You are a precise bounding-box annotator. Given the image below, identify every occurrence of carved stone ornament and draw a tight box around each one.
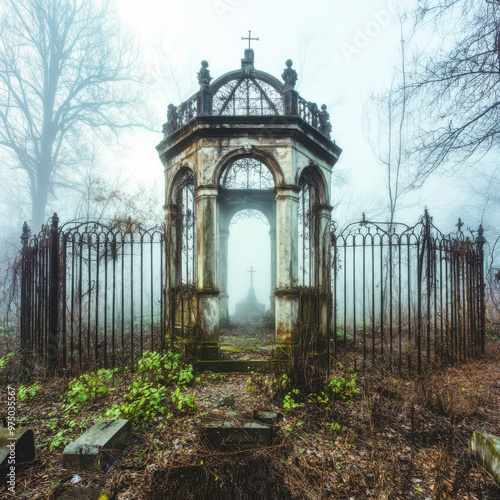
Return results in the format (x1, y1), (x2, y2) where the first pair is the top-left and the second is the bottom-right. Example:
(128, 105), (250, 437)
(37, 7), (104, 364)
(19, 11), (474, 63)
(197, 60), (212, 89)
(319, 104), (332, 139)
(164, 103), (179, 137)
(243, 144), (254, 154)
(281, 59), (298, 91)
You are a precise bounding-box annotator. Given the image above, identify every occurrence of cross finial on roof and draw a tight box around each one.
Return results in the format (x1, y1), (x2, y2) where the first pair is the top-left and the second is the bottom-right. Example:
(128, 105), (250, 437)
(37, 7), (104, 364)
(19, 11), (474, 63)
(241, 30), (259, 49)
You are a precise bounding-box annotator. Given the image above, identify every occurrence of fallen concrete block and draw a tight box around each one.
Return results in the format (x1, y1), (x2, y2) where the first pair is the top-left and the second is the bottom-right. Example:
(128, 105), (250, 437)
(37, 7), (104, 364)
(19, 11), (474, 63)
(469, 431), (500, 485)
(63, 419), (130, 471)
(202, 410), (272, 451)
(253, 410), (279, 426)
(0, 427), (35, 483)
(58, 486), (115, 499)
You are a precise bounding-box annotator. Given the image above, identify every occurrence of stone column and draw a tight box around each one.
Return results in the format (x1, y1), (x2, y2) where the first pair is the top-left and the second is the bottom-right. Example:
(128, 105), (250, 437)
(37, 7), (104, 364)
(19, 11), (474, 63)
(274, 186), (300, 348)
(195, 184), (220, 359)
(219, 227), (230, 326)
(269, 226), (276, 316)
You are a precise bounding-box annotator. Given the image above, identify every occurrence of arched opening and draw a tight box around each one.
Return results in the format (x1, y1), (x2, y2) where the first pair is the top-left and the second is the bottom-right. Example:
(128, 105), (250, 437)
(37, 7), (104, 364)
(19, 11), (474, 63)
(218, 157), (276, 359)
(298, 169), (319, 287)
(228, 209), (271, 318)
(177, 170), (196, 285)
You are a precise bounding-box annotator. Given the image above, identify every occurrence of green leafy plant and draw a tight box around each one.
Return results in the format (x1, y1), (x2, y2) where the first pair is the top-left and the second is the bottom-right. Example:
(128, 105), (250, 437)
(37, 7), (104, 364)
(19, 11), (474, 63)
(326, 375), (358, 403)
(137, 350), (197, 386)
(105, 351), (197, 425)
(18, 382), (40, 403)
(324, 421), (341, 438)
(48, 429), (71, 451)
(283, 389), (304, 412)
(62, 368), (113, 414)
(111, 381), (169, 424)
(0, 352), (14, 371)
(171, 387), (196, 411)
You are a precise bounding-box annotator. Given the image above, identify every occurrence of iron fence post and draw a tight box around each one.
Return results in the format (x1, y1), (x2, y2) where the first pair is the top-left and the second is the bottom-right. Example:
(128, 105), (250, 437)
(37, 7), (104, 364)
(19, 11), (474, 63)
(476, 224), (486, 355)
(48, 213), (59, 370)
(20, 222), (30, 353)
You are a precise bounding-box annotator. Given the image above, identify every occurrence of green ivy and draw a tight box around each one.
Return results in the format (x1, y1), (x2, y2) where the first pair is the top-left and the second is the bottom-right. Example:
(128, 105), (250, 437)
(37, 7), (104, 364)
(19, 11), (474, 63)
(137, 350), (197, 386)
(62, 368), (113, 414)
(105, 351), (197, 425)
(0, 352), (14, 371)
(18, 382), (40, 403)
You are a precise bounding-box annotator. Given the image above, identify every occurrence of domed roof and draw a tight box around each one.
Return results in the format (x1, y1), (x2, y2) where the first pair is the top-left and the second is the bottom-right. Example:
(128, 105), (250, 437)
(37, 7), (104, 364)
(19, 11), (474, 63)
(162, 48), (333, 142)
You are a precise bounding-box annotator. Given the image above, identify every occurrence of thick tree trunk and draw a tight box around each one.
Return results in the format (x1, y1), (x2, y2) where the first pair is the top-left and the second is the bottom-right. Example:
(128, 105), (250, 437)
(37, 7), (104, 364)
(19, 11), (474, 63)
(31, 166), (51, 231)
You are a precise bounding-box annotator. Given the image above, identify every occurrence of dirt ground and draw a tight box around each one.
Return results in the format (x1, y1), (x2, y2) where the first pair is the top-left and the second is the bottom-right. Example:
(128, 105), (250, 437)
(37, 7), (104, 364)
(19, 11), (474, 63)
(1, 339), (500, 499)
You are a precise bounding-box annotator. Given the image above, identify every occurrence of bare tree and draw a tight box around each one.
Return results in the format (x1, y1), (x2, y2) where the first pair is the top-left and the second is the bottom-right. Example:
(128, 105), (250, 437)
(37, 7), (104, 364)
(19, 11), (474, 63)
(365, 16), (416, 225)
(0, 0), (150, 230)
(405, 0), (500, 183)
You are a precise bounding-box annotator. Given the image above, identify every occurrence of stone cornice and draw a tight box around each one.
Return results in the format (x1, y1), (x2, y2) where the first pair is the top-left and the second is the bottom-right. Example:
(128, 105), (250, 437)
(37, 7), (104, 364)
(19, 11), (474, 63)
(157, 115), (342, 165)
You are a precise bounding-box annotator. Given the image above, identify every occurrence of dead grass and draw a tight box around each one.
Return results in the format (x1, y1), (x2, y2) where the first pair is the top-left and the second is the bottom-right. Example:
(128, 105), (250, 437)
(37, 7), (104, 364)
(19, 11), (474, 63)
(1, 342), (500, 499)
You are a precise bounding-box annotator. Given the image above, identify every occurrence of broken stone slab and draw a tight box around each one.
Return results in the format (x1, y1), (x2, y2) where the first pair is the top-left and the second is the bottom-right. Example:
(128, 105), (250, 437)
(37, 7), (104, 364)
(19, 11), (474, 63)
(201, 410), (272, 451)
(0, 427), (35, 483)
(469, 431), (500, 485)
(63, 419), (130, 471)
(253, 410), (280, 426)
(58, 486), (115, 499)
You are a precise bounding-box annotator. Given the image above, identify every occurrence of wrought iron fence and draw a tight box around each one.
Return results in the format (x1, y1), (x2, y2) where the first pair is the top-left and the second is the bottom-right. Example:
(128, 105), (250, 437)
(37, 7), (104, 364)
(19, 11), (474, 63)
(20, 215), (166, 371)
(331, 211), (486, 375)
(18, 210), (486, 376)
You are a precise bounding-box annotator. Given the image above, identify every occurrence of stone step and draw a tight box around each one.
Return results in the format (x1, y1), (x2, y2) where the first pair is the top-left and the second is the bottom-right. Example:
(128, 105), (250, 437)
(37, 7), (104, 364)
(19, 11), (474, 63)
(63, 419), (130, 471)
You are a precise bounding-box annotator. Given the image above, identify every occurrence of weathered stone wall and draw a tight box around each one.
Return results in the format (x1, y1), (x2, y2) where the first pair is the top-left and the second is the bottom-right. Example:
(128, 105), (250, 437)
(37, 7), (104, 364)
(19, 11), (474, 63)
(157, 116), (340, 358)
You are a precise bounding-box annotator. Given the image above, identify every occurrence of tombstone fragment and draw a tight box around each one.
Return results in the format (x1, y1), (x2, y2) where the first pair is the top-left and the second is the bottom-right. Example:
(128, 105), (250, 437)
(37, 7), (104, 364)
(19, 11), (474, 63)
(0, 427), (35, 483)
(469, 431), (500, 485)
(62, 419), (130, 471)
(253, 410), (279, 426)
(201, 410), (272, 451)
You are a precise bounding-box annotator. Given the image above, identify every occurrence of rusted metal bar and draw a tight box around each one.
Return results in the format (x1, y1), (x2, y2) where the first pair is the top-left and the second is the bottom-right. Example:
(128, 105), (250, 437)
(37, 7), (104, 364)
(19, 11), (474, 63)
(48, 213), (59, 370)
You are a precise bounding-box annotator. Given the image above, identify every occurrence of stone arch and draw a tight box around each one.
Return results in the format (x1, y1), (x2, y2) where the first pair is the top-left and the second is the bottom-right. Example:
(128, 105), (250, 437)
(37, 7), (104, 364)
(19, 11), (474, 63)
(297, 164), (327, 288)
(168, 165), (196, 206)
(295, 162), (329, 206)
(226, 206), (272, 227)
(212, 148), (284, 188)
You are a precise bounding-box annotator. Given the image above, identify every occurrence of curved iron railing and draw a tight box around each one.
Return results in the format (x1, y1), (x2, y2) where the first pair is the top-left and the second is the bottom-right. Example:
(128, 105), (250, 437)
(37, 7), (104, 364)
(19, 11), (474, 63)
(162, 77), (332, 140)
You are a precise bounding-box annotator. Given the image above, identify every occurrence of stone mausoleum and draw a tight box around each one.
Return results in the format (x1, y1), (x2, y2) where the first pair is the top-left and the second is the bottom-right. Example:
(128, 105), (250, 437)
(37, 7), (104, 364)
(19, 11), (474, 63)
(156, 36), (341, 360)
